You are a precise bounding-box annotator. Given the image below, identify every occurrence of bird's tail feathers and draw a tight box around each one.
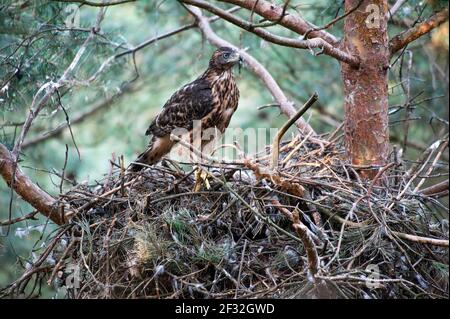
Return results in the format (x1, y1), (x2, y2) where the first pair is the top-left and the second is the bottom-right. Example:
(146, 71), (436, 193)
(129, 136), (173, 172)
(129, 147), (154, 172)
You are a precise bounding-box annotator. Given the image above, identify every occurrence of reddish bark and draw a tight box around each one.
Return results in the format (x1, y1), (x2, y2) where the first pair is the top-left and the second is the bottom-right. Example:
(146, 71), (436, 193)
(390, 8), (449, 55)
(341, 0), (390, 178)
(218, 0), (338, 44)
(0, 143), (65, 225)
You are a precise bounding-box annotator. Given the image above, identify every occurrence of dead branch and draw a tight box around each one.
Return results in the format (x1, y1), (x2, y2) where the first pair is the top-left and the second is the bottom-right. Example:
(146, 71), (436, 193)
(270, 92), (318, 170)
(321, 202), (449, 247)
(391, 231), (449, 247)
(390, 8), (449, 56)
(272, 201), (320, 276)
(413, 138), (449, 192)
(242, 159), (305, 197)
(0, 143), (65, 225)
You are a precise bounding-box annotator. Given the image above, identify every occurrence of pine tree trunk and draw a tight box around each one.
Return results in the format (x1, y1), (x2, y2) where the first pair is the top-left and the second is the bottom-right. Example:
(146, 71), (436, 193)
(341, 0), (390, 179)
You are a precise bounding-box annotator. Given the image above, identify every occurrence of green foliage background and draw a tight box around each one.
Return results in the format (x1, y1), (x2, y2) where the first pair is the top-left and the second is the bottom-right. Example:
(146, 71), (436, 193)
(0, 0), (448, 297)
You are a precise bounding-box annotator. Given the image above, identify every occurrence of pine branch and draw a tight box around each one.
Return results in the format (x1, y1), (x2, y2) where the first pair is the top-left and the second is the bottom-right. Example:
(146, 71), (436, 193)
(390, 8), (449, 56)
(0, 143), (65, 225)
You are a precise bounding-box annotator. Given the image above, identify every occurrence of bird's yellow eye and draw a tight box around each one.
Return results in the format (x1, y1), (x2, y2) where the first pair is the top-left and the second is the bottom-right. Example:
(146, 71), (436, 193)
(222, 52), (230, 59)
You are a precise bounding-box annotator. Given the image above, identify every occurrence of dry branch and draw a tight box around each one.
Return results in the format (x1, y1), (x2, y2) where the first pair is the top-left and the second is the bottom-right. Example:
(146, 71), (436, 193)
(270, 92), (318, 170)
(272, 200), (320, 277)
(391, 231), (449, 247)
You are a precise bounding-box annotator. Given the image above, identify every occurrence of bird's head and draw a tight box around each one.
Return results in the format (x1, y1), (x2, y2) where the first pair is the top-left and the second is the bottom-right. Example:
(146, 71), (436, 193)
(209, 47), (241, 71)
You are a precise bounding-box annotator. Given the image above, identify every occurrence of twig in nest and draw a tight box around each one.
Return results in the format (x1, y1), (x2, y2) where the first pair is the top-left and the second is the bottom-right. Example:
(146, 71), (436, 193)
(291, 208), (320, 278)
(282, 130), (314, 165)
(391, 231), (449, 247)
(271, 199), (321, 245)
(271, 200), (331, 298)
(321, 204), (449, 247)
(243, 159), (305, 197)
(270, 92), (318, 170)
(120, 155), (125, 196)
(419, 180), (449, 198)
(64, 179), (135, 220)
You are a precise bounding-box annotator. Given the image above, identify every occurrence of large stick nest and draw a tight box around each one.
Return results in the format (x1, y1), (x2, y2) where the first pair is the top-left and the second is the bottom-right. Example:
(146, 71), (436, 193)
(2, 135), (448, 299)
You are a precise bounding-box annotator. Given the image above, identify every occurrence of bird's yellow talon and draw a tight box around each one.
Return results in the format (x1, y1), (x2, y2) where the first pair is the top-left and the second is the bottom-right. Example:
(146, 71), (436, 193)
(193, 166), (211, 192)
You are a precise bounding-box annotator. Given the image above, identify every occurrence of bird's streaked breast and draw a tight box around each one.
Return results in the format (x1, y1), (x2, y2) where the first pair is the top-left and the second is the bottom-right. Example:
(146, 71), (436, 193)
(204, 69), (239, 133)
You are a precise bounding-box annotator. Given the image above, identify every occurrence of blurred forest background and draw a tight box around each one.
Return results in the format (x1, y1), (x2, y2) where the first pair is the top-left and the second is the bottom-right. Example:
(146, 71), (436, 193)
(0, 0), (448, 297)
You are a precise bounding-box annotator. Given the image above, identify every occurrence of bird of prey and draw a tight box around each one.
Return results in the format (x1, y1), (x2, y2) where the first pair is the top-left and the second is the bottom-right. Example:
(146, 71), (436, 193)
(130, 47), (241, 171)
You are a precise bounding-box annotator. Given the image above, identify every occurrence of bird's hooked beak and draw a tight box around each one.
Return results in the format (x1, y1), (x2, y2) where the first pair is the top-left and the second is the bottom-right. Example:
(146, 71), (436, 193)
(229, 51), (241, 64)
(229, 51), (243, 74)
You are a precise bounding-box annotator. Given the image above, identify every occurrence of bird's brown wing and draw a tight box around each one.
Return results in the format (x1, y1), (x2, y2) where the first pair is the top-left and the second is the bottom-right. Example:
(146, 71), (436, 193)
(145, 78), (213, 137)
